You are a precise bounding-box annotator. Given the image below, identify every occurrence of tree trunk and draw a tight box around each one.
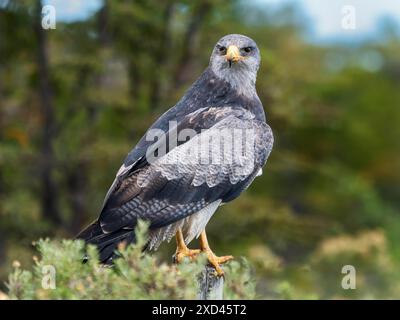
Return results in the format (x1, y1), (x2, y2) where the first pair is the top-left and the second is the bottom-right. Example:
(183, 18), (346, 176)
(97, 0), (111, 47)
(34, 0), (61, 225)
(149, 0), (175, 110)
(174, 1), (212, 89)
(66, 165), (88, 234)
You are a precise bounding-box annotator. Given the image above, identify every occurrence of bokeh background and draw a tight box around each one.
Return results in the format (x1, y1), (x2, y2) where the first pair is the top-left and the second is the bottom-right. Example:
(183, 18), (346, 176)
(1, 0), (400, 299)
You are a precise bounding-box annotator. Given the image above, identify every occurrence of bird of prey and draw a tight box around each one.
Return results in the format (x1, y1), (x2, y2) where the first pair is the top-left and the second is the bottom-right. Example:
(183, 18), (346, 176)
(77, 34), (274, 275)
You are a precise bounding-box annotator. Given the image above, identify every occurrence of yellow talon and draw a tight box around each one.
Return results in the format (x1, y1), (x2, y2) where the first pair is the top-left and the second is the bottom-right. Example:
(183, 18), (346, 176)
(200, 230), (234, 276)
(174, 228), (234, 276)
(174, 247), (201, 263)
(174, 229), (200, 263)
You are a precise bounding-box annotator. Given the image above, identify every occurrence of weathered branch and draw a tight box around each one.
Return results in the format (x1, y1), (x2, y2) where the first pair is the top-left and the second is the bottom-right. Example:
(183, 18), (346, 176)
(198, 266), (224, 300)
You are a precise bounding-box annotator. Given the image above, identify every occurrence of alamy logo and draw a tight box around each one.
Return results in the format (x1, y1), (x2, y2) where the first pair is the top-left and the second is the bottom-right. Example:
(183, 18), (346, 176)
(341, 265), (356, 290)
(144, 122), (256, 167)
(41, 5), (56, 30)
(341, 5), (356, 30)
(41, 265), (56, 289)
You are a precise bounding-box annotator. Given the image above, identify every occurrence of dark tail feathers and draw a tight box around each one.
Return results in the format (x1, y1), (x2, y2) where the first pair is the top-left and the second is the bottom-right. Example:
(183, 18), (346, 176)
(76, 220), (136, 264)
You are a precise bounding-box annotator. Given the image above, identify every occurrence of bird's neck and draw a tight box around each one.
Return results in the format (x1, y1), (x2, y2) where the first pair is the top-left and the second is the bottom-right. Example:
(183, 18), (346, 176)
(210, 64), (257, 98)
(180, 68), (265, 122)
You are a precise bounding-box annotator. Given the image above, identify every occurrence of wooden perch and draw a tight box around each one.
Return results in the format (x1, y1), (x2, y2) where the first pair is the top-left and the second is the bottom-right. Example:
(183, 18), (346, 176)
(198, 265), (224, 300)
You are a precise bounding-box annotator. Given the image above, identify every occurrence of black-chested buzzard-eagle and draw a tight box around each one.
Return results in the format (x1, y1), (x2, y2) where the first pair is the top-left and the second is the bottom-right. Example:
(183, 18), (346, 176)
(77, 34), (274, 275)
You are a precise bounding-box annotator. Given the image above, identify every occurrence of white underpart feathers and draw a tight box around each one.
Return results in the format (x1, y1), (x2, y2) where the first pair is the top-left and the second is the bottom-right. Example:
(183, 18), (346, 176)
(148, 200), (222, 250)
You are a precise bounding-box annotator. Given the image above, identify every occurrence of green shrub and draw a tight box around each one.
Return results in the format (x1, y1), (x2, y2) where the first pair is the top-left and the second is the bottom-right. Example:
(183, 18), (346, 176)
(3, 221), (255, 300)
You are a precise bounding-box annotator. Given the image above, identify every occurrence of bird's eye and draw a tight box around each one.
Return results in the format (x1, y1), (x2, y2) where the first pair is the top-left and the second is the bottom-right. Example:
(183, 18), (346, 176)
(217, 46), (227, 55)
(242, 47), (253, 53)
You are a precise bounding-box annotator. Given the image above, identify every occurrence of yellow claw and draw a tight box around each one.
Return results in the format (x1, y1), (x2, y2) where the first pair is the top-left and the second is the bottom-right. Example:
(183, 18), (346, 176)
(200, 230), (234, 277)
(174, 247), (201, 263)
(174, 228), (234, 276)
(174, 228), (200, 263)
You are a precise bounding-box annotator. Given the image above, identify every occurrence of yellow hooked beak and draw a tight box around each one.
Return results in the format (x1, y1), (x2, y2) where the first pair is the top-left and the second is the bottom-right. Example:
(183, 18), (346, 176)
(225, 45), (243, 67)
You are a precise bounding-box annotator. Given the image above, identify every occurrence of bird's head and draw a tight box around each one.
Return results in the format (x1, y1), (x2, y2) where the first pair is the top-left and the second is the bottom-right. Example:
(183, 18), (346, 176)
(209, 34), (260, 95)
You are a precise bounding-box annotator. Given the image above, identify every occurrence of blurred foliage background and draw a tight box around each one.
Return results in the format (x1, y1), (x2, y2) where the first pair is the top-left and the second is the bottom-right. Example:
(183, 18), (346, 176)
(1, 0), (400, 299)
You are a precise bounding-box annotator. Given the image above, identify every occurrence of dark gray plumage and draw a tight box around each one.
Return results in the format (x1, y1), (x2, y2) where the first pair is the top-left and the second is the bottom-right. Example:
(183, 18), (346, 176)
(77, 34), (274, 264)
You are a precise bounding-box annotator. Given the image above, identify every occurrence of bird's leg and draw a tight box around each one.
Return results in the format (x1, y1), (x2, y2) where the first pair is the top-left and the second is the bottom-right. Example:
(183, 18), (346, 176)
(200, 230), (234, 276)
(174, 228), (201, 263)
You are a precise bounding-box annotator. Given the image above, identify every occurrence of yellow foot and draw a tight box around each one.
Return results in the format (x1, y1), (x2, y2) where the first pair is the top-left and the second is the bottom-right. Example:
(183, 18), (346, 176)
(174, 247), (201, 264)
(205, 250), (234, 276)
(199, 230), (234, 276)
